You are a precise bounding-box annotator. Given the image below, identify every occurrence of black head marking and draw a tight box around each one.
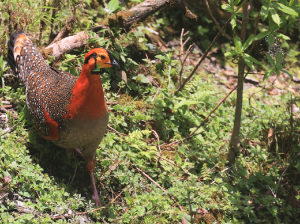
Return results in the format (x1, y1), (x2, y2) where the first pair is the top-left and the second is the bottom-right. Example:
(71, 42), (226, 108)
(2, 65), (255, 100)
(84, 52), (97, 64)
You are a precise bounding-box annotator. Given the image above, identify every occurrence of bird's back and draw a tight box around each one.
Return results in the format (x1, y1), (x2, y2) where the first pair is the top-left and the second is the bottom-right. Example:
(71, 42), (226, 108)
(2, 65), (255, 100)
(8, 30), (77, 140)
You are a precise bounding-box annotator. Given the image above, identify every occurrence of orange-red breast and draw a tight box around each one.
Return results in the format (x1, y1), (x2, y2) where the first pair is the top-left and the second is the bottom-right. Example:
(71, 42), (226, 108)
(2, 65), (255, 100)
(7, 30), (119, 206)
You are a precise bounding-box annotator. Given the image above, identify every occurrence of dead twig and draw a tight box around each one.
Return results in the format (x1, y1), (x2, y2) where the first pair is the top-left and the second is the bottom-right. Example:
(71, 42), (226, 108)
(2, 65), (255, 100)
(205, 0), (233, 41)
(151, 129), (161, 153)
(188, 84), (237, 139)
(151, 82), (163, 102)
(275, 165), (289, 198)
(178, 28), (194, 89)
(175, 17), (231, 93)
(135, 166), (183, 212)
(0, 122), (21, 137)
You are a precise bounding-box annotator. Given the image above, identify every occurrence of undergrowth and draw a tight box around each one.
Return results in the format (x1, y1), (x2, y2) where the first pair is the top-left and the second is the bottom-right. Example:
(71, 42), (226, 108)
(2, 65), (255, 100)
(0, 0), (300, 223)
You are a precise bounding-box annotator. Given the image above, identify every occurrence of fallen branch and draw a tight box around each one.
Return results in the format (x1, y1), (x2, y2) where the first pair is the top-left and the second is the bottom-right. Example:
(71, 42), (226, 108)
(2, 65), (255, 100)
(45, 0), (196, 59)
(49, 17), (76, 45)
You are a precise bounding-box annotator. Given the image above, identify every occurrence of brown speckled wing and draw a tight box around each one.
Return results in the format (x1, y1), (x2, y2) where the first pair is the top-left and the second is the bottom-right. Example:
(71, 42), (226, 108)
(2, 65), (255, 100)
(17, 39), (77, 138)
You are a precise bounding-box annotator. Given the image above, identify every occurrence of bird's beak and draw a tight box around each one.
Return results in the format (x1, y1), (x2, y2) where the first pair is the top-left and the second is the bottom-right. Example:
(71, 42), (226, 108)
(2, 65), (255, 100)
(106, 50), (119, 69)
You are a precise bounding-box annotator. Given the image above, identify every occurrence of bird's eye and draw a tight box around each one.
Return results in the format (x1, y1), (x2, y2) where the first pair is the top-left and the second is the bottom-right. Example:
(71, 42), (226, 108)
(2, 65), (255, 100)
(101, 55), (106, 60)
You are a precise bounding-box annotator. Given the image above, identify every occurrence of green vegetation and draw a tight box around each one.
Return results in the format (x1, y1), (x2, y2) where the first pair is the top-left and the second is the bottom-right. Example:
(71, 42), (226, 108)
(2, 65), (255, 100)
(1, 0), (300, 223)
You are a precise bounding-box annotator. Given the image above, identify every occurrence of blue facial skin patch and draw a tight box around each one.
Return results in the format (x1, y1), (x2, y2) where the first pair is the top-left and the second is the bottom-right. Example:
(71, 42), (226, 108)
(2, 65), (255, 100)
(92, 63), (101, 73)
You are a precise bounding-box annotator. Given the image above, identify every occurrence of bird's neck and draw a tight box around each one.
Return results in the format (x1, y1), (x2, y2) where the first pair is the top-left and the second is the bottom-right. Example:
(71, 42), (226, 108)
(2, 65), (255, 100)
(63, 64), (107, 120)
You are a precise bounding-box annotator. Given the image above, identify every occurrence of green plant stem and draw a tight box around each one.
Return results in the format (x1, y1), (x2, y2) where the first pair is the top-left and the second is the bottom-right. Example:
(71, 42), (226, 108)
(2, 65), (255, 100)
(228, 0), (249, 164)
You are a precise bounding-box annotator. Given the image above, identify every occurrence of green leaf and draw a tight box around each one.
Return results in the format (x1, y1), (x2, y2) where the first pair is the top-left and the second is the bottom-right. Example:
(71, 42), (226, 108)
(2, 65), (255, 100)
(242, 55), (255, 70)
(266, 53), (276, 67)
(269, 7), (280, 25)
(268, 34), (275, 47)
(124, 190), (132, 206)
(234, 0), (244, 12)
(264, 68), (276, 80)
(233, 0), (242, 7)
(272, 2), (298, 16)
(225, 51), (239, 57)
(136, 74), (150, 84)
(221, 4), (234, 13)
(280, 69), (293, 79)
(113, 104), (122, 111)
(242, 34), (254, 51)
(106, 0), (119, 14)
(253, 31), (270, 41)
(155, 55), (165, 60)
(120, 54), (126, 63)
(182, 213), (192, 223)
(175, 153), (182, 165)
(260, 4), (270, 21)
(276, 52), (283, 66)
(236, 13), (245, 19)
(234, 37), (243, 53)
(242, 53), (262, 65)
(230, 14), (237, 30)
(273, 32), (290, 40)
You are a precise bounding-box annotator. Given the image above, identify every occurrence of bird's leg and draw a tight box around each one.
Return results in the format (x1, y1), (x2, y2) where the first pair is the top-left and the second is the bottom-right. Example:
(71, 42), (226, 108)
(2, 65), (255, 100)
(66, 148), (83, 157)
(85, 156), (100, 206)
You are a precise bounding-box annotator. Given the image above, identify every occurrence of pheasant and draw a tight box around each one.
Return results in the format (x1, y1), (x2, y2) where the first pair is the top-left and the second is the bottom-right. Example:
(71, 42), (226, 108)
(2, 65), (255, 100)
(7, 30), (119, 206)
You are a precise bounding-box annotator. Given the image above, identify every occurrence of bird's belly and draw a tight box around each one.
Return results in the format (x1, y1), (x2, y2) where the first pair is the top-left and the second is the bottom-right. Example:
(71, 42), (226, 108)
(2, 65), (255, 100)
(53, 111), (108, 154)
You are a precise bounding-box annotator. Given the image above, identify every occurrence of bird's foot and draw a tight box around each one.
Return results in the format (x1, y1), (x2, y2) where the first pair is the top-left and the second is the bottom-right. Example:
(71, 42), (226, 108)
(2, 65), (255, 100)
(92, 191), (101, 207)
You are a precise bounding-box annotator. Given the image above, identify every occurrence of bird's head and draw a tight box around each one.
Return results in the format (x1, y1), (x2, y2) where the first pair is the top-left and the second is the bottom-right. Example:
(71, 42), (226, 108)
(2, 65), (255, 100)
(84, 48), (119, 74)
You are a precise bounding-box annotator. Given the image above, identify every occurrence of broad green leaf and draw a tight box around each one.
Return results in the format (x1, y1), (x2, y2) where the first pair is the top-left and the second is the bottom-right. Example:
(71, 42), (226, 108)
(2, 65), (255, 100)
(174, 100), (201, 110)
(269, 7), (280, 25)
(120, 54), (126, 63)
(242, 34), (254, 51)
(253, 31), (270, 41)
(136, 74), (150, 84)
(272, 2), (298, 16)
(274, 32), (290, 40)
(266, 53), (276, 67)
(236, 13), (245, 19)
(260, 4), (269, 21)
(225, 51), (238, 57)
(230, 14), (237, 29)
(175, 153), (182, 165)
(113, 104), (122, 111)
(276, 52), (283, 66)
(281, 69), (293, 79)
(234, 0), (244, 12)
(264, 68), (276, 80)
(242, 53), (262, 65)
(221, 4), (234, 13)
(106, 0), (119, 14)
(234, 37), (243, 52)
(268, 34), (275, 47)
(124, 190), (132, 205)
(182, 213), (192, 223)
(242, 55), (255, 70)
(233, 0), (242, 6)
(155, 55), (165, 60)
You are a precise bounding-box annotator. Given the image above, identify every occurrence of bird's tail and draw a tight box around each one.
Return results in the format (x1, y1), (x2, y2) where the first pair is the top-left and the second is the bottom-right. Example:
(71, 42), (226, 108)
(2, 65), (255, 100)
(7, 30), (29, 75)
